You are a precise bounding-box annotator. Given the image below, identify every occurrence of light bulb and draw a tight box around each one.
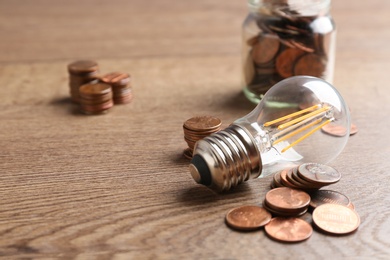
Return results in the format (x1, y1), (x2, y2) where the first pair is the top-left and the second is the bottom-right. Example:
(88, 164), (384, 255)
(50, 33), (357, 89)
(189, 76), (350, 192)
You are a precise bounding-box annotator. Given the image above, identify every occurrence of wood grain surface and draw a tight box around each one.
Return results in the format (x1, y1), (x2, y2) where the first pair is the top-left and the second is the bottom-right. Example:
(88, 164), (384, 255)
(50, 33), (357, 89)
(1, 0), (390, 259)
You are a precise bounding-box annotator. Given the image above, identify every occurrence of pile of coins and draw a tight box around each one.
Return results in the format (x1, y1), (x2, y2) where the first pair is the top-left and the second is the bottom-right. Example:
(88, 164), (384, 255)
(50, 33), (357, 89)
(225, 163), (360, 243)
(79, 83), (113, 115)
(100, 72), (133, 104)
(243, 6), (334, 96)
(182, 116), (222, 159)
(67, 60), (99, 103)
(270, 163), (341, 192)
(67, 60), (134, 115)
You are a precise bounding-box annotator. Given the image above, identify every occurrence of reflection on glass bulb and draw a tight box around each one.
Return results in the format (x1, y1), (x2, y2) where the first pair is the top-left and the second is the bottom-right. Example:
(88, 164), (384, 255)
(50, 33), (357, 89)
(189, 76), (350, 192)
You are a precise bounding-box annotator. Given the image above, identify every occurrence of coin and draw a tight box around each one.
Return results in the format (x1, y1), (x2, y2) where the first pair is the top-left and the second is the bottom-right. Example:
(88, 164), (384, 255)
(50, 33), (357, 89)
(291, 167), (325, 189)
(251, 35), (280, 65)
(68, 60), (99, 74)
(350, 123), (358, 135)
(310, 190), (351, 209)
(265, 217), (312, 242)
(265, 187), (310, 212)
(225, 205), (272, 231)
(312, 203), (360, 235)
(298, 163), (341, 185)
(100, 72), (131, 86)
(263, 200), (308, 217)
(183, 116), (222, 132)
(294, 53), (326, 78)
(321, 124), (348, 137)
(275, 48), (305, 78)
(79, 83), (112, 96)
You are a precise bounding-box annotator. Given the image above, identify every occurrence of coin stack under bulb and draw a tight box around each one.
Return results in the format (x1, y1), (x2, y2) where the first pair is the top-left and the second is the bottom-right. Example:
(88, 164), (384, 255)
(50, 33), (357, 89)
(67, 60), (99, 103)
(182, 116), (222, 159)
(100, 72), (133, 104)
(78, 83), (113, 115)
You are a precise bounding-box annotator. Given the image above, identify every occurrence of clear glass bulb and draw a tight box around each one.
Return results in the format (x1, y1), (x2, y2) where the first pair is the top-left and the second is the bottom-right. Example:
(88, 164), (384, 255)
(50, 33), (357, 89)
(189, 76), (350, 192)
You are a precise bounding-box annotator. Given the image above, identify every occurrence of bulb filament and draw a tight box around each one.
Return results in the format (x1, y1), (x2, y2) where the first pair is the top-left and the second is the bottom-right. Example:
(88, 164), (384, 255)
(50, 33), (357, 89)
(263, 104), (334, 153)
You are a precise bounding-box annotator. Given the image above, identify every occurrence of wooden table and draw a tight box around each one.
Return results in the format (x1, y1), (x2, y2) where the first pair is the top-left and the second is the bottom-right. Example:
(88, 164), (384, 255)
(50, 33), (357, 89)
(1, 0), (389, 258)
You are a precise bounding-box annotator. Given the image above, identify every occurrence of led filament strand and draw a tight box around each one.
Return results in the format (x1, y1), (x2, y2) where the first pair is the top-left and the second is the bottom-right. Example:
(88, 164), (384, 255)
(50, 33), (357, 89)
(264, 104), (333, 153)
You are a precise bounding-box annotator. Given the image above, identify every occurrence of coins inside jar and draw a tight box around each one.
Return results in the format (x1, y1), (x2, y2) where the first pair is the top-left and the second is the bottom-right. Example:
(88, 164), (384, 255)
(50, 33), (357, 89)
(242, 6), (335, 101)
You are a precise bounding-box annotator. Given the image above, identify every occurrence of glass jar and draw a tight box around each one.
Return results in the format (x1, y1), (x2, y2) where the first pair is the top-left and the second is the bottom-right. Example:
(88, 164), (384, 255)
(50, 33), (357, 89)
(242, 0), (336, 103)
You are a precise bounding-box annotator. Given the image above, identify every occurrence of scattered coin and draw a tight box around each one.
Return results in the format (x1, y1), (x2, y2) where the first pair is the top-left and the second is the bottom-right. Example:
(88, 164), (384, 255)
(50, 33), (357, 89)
(225, 205), (272, 231)
(312, 203), (360, 235)
(265, 217), (313, 242)
(310, 190), (351, 209)
(349, 123), (358, 135)
(321, 123), (358, 137)
(298, 163), (341, 185)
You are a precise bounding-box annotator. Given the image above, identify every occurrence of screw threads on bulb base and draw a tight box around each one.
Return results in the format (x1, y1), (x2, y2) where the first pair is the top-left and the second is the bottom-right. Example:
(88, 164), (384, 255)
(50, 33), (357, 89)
(189, 124), (262, 192)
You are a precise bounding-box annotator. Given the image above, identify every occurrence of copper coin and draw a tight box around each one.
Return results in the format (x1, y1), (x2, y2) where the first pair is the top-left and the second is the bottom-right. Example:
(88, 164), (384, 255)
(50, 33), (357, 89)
(265, 187), (310, 212)
(272, 171), (283, 188)
(321, 123), (348, 137)
(183, 148), (193, 159)
(265, 217), (312, 242)
(251, 35), (280, 65)
(310, 190), (351, 209)
(183, 116), (222, 132)
(279, 169), (302, 190)
(225, 205), (272, 231)
(291, 167), (324, 189)
(263, 200), (308, 217)
(275, 48), (305, 78)
(350, 123), (358, 135)
(101, 72), (131, 86)
(312, 204), (360, 235)
(298, 163), (341, 185)
(244, 55), (256, 85)
(68, 60), (98, 74)
(79, 83), (112, 97)
(294, 53), (325, 77)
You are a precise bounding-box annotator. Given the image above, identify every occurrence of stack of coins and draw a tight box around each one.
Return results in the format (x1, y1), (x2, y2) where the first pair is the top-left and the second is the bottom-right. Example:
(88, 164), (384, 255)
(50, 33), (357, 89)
(270, 163), (341, 192)
(67, 60), (99, 103)
(182, 116), (222, 159)
(79, 83), (113, 115)
(100, 72), (133, 104)
(263, 187), (310, 217)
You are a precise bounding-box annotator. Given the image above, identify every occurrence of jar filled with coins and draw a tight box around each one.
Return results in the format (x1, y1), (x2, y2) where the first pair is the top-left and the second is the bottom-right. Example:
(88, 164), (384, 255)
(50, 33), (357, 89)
(242, 0), (336, 103)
